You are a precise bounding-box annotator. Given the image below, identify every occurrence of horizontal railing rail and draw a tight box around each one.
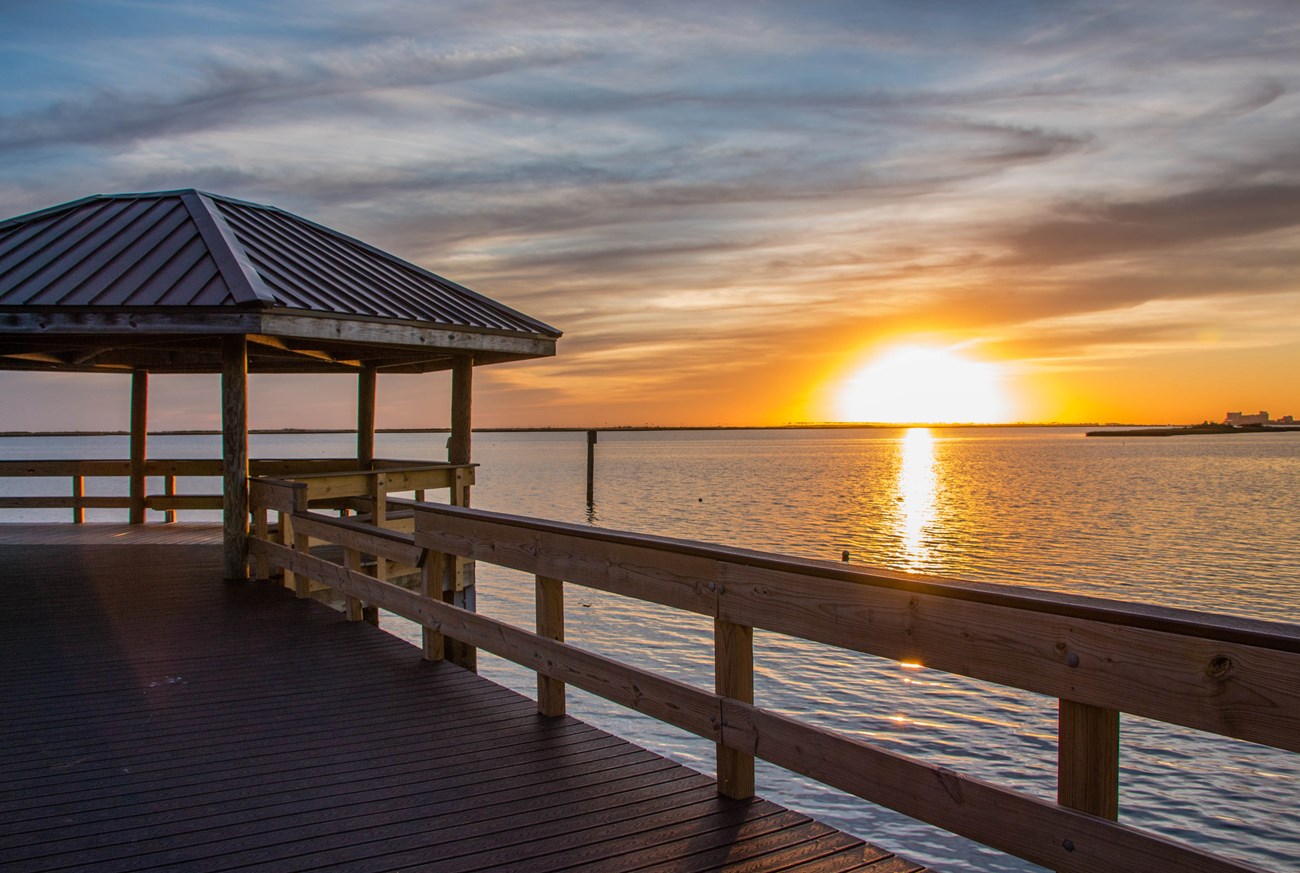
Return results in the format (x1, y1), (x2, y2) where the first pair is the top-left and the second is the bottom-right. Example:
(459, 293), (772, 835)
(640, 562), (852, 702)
(0, 458), (472, 524)
(246, 491), (1296, 873)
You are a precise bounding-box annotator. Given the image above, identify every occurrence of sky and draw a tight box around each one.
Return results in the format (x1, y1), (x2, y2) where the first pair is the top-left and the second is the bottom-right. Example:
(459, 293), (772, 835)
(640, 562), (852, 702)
(1, 0), (1298, 429)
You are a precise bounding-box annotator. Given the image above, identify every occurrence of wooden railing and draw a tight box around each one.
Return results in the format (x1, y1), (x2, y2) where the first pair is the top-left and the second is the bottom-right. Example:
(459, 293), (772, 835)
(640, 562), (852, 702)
(246, 486), (1299, 873)
(248, 466), (473, 608)
(0, 458), (468, 523)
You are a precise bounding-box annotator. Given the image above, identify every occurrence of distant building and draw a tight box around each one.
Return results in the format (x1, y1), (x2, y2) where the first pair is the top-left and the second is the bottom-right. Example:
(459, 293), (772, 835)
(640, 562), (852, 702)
(1223, 411), (1295, 425)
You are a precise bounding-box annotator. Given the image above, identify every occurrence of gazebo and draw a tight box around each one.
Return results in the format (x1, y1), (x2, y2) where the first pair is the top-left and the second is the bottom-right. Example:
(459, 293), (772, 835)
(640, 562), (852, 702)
(0, 189), (561, 578)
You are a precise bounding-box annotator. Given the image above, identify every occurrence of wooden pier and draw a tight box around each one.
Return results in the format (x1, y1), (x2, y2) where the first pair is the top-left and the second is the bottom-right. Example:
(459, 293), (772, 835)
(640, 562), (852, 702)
(5, 459), (1300, 872)
(0, 529), (922, 873)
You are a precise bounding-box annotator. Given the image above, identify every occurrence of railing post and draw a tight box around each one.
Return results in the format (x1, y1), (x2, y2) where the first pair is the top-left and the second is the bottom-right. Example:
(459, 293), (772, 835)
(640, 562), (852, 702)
(252, 504), (269, 579)
(715, 617), (755, 799)
(421, 552), (446, 661)
(1058, 698), (1120, 825)
(369, 471), (388, 581)
(442, 466), (477, 670)
(71, 475), (84, 524)
(290, 486), (310, 598)
(343, 547), (365, 622)
(536, 575), (565, 716)
(128, 369), (148, 525)
(163, 474), (176, 524)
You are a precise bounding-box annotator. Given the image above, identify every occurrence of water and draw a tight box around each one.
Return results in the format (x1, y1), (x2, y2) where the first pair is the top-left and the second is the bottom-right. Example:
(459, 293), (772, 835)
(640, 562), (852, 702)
(4, 426), (1298, 871)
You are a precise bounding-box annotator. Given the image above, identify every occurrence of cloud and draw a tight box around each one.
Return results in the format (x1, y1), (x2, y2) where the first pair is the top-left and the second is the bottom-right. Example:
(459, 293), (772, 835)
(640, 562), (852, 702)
(0, 37), (591, 152)
(2, 0), (1299, 425)
(1003, 183), (1300, 266)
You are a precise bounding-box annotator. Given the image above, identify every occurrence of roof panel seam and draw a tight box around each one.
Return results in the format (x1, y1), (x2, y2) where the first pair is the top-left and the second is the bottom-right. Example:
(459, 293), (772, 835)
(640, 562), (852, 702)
(220, 205), (402, 318)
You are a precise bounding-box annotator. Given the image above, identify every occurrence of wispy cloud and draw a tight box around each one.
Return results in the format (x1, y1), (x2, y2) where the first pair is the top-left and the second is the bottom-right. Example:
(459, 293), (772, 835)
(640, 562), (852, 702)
(1, 0), (1298, 426)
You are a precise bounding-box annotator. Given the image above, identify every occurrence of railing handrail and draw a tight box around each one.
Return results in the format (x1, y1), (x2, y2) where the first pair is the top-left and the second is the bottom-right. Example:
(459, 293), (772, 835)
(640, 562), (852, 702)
(279, 461), (475, 480)
(0, 458), (472, 523)
(0, 458), (471, 476)
(245, 499), (1288, 873)
(396, 499), (1300, 654)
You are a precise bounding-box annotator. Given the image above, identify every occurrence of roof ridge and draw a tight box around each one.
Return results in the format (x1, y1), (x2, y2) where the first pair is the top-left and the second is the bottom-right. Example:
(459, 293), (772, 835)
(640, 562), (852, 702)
(207, 196), (562, 337)
(181, 191), (277, 307)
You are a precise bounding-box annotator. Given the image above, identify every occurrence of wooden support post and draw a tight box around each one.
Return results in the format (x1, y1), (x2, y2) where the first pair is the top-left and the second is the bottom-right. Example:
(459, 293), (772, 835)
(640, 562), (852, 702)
(357, 366), (376, 469)
(421, 553), (446, 661)
(369, 471), (388, 583)
(586, 429), (597, 506)
(449, 355), (472, 466)
(276, 509), (290, 589)
(129, 369), (148, 525)
(536, 575), (566, 716)
(1058, 699), (1120, 823)
(71, 475), (84, 524)
(343, 547), (364, 621)
(441, 542), (477, 672)
(290, 487), (310, 598)
(715, 618), (755, 799)
(221, 337), (249, 582)
(252, 507), (269, 579)
(163, 475), (176, 523)
(444, 406), (477, 669)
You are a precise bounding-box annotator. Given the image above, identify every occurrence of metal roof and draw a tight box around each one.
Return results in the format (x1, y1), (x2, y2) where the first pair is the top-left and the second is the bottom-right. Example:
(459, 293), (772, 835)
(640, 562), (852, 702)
(0, 189), (559, 336)
(0, 190), (560, 374)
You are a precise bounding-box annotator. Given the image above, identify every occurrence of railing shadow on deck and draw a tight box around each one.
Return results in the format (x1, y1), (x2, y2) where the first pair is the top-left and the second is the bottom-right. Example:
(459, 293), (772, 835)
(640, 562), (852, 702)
(247, 476), (1299, 873)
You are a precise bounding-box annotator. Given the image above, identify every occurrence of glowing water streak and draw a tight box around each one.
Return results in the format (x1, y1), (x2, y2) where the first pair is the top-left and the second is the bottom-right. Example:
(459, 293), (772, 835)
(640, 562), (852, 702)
(897, 427), (937, 569)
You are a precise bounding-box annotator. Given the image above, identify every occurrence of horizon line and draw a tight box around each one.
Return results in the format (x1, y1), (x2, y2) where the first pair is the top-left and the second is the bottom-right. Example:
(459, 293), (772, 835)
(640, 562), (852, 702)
(0, 421), (1216, 438)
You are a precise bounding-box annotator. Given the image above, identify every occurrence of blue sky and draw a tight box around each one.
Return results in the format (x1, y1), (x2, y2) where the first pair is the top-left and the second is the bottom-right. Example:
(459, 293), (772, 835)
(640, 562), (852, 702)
(2, 0), (1298, 428)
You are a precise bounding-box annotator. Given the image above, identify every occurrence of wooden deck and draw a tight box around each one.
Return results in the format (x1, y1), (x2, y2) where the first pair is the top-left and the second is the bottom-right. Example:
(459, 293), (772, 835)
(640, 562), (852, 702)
(0, 533), (925, 872)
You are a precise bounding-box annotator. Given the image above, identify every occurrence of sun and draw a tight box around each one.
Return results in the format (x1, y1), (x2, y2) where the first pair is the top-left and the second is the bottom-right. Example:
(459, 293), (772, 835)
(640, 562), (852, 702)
(837, 345), (1011, 424)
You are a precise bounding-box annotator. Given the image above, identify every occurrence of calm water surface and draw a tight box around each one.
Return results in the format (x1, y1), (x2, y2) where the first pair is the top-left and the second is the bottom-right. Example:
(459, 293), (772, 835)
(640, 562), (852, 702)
(5, 427), (1298, 871)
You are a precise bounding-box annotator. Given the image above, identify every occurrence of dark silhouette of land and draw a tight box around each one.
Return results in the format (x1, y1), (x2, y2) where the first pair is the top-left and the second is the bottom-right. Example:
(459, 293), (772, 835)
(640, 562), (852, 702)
(1087, 423), (1300, 437)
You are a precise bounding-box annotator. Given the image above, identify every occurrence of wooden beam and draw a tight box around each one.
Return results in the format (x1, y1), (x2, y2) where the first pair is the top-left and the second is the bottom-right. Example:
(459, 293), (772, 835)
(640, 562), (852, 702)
(411, 502), (1300, 753)
(715, 618), (755, 799)
(261, 313), (557, 360)
(449, 355), (473, 465)
(1, 351), (67, 364)
(128, 370), (148, 525)
(358, 366), (376, 468)
(221, 335), (249, 581)
(246, 333), (362, 367)
(719, 699), (1257, 873)
(1058, 699), (1120, 821)
(536, 575), (566, 716)
(71, 475), (84, 524)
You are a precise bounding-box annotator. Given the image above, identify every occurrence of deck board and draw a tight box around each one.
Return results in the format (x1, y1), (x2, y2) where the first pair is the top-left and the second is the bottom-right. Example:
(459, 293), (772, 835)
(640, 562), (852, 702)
(0, 536), (926, 872)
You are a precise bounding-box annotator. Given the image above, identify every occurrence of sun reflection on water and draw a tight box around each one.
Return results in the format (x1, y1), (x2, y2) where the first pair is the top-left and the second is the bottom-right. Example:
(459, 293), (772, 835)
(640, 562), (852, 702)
(897, 427), (937, 569)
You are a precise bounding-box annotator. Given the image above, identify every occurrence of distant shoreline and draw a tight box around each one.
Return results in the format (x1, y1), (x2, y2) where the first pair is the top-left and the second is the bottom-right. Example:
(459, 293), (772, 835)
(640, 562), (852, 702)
(1087, 424), (1300, 437)
(1, 422), (1169, 438)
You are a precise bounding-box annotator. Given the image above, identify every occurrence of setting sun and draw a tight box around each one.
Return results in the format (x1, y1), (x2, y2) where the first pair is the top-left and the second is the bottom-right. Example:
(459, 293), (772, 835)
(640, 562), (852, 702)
(837, 345), (1011, 424)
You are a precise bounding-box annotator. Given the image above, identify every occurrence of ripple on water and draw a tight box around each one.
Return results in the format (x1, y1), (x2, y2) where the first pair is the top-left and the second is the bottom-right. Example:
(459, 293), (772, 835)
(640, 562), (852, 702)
(171, 427), (1300, 873)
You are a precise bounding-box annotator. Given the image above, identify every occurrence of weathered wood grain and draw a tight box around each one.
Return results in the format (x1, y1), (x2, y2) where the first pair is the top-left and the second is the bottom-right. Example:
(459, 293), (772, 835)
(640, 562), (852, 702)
(715, 617), (754, 799)
(409, 503), (1300, 754)
(414, 509), (719, 617)
(254, 539), (721, 742)
(220, 334), (248, 580)
(719, 699), (1266, 873)
(1058, 699), (1119, 821)
(286, 511), (422, 566)
(537, 575), (566, 717)
(3, 540), (882, 872)
(718, 562), (1300, 753)
(128, 369), (147, 525)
